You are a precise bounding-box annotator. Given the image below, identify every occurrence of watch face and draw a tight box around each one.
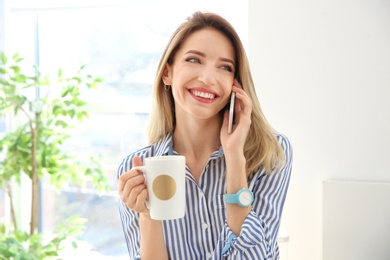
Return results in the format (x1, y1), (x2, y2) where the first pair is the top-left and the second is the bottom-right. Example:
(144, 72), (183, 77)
(239, 190), (253, 205)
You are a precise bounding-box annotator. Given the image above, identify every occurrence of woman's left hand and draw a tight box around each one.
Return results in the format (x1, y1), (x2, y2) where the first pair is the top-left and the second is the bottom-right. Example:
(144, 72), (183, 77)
(220, 79), (252, 157)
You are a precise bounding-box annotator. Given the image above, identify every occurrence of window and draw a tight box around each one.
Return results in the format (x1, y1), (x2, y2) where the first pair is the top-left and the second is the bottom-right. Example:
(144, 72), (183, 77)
(0, 114), (10, 224)
(3, 0), (247, 258)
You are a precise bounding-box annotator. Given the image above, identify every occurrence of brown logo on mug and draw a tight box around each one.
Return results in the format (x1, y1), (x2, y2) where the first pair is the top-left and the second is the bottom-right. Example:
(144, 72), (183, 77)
(152, 175), (177, 200)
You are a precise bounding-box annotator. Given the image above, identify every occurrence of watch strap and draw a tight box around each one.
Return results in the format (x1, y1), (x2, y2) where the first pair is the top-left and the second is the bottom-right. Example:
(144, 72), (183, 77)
(225, 188), (254, 207)
(225, 193), (239, 204)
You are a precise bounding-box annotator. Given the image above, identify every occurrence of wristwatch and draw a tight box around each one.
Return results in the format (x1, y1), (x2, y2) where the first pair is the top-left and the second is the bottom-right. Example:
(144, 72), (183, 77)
(225, 188), (254, 207)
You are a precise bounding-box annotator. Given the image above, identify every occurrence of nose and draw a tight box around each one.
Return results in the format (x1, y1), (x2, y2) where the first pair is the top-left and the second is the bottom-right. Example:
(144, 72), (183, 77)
(198, 66), (217, 86)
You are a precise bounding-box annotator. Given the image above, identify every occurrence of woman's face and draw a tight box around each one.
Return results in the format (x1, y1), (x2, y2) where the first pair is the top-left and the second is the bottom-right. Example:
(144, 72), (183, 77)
(164, 28), (235, 121)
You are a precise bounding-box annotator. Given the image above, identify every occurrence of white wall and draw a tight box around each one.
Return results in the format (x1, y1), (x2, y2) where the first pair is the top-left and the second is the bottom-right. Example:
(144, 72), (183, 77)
(323, 180), (390, 260)
(248, 1), (390, 259)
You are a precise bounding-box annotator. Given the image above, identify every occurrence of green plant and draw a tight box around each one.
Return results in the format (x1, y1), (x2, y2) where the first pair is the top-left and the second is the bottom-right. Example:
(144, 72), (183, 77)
(0, 52), (109, 258)
(0, 216), (87, 260)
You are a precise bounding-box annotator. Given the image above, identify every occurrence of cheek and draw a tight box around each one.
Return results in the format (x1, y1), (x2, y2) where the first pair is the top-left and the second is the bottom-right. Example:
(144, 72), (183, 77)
(222, 93), (231, 105)
(170, 69), (190, 89)
(221, 80), (234, 107)
(223, 80), (234, 98)
(219, 90), (233, 112)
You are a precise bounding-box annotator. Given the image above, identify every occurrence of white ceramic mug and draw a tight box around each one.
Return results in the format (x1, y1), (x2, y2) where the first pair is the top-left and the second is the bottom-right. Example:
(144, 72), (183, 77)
(132, 155), (186, 220)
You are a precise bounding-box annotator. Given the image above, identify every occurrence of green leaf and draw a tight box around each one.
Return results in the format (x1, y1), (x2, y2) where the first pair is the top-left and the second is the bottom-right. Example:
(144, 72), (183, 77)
(71, 241), (78, 249)
(69, 109), (75, 118)
(76, 111), (88, 121)
(45, 251), (59, 257)
(75, 100), (87, 107)
(88, 82), (97, 89)
(11, 52), (20, 60)
(72, 77), (81, 84)
(55, 120), (68, 128)
(61, 88), (70, 97)
(64, 100), (73, 106)
(14, 74), (27, 83)
(0, 52), (7, 64)
(15, 57), (24, 63)
(52, 105), (62, 116)
(14, 230), (29, 242)
(0, 224), (5, 233)
(10, 66), (21, 74)
(95, 77), (104, 83)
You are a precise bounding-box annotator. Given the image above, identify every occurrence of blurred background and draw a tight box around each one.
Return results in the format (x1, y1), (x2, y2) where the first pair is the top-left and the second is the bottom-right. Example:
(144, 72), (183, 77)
(0, 0), (248, 259)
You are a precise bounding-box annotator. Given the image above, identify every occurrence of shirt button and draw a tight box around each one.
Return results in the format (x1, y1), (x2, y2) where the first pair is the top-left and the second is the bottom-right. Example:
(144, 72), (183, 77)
(202, 223), (209, 230)
(206, 252), (212, 259)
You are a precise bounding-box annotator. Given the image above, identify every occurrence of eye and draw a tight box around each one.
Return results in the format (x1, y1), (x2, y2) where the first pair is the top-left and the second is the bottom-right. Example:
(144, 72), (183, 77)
(220, 65), (233, 72)
(185, 57), (200, 63)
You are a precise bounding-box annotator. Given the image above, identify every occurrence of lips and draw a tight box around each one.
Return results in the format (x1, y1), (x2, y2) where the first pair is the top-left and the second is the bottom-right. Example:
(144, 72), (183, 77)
(190, 89), (216, 99)
(188, 88), (219, 103)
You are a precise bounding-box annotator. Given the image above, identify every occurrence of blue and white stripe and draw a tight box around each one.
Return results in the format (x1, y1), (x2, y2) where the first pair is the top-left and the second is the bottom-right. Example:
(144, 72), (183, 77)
(117, 133), (293, 260)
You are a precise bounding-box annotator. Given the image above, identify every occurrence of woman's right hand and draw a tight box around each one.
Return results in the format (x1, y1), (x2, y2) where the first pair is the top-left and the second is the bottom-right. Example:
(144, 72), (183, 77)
(118, 156), (150, 214)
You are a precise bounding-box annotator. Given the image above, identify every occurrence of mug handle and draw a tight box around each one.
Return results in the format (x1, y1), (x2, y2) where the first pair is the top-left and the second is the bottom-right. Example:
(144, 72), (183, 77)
(131, 166), (150, 209)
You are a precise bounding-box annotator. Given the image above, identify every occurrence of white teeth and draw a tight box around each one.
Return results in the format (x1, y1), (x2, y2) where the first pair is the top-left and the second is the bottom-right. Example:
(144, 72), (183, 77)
(191, 90), (216, 99)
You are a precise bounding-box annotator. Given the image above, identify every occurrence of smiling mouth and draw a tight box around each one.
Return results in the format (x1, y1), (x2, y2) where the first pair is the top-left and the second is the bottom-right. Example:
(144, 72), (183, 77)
(190, 90), (216, 99)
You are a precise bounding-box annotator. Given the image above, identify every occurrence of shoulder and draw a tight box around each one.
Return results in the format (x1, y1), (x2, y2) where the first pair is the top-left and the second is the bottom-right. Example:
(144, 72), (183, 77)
(117, 133), (172, 178)
(274, 132), (293, 161)
(116, 145), (154, 179)
(116, 134), (173, 179)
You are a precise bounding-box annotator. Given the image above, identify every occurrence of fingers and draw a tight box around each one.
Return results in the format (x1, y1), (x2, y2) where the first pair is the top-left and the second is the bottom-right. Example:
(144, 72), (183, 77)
(233, 78), (241, 88)
(235, 91), (252, 119)
(221, 108), (229, 130)
(118, 156), (149, 213)
(232, 84), (252, 119)
(133, 155), (143, 167)
(232, 79), (251, 107)
(127, 182), (148, 212)
(226, 81), (252, 135)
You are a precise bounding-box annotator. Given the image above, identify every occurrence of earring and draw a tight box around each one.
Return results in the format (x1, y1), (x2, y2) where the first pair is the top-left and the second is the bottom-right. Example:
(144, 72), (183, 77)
(164, 85), (171, 91)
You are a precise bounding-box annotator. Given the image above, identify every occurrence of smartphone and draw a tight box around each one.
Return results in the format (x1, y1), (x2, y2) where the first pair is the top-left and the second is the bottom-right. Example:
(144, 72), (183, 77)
(228, 92), (236, 134)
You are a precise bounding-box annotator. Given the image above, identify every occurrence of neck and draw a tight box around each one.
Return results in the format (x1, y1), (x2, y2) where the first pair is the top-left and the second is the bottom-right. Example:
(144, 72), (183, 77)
(173, 117), (221, 159)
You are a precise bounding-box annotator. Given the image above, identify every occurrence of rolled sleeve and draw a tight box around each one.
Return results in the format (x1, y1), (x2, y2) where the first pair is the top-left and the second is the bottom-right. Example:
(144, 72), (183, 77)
(220, 211), (271, 259)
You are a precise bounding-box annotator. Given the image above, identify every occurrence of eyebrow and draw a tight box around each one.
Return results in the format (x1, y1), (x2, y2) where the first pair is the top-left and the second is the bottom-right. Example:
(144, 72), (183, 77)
(185, 50), (235, 66)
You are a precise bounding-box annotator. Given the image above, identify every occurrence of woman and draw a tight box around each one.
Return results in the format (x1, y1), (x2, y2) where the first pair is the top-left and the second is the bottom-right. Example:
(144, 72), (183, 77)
(117, 11), (292, 260)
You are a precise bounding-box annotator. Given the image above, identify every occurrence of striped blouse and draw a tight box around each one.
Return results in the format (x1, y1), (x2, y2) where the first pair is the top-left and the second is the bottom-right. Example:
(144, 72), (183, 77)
(117, 132), (293, 260)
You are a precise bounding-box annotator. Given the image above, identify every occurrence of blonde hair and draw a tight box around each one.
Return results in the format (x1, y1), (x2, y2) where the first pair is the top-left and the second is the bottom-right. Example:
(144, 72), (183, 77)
(148, 11), (285, 175)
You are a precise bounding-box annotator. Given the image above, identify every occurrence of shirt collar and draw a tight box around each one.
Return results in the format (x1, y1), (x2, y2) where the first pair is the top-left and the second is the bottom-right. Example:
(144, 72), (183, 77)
(217, 146), (224, 158)
(153, 132), (174, 156)
(154, 131), (224, 158)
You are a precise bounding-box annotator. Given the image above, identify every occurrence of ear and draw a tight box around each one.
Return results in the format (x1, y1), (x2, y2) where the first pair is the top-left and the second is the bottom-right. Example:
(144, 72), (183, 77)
(162, 65), (172, 85)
